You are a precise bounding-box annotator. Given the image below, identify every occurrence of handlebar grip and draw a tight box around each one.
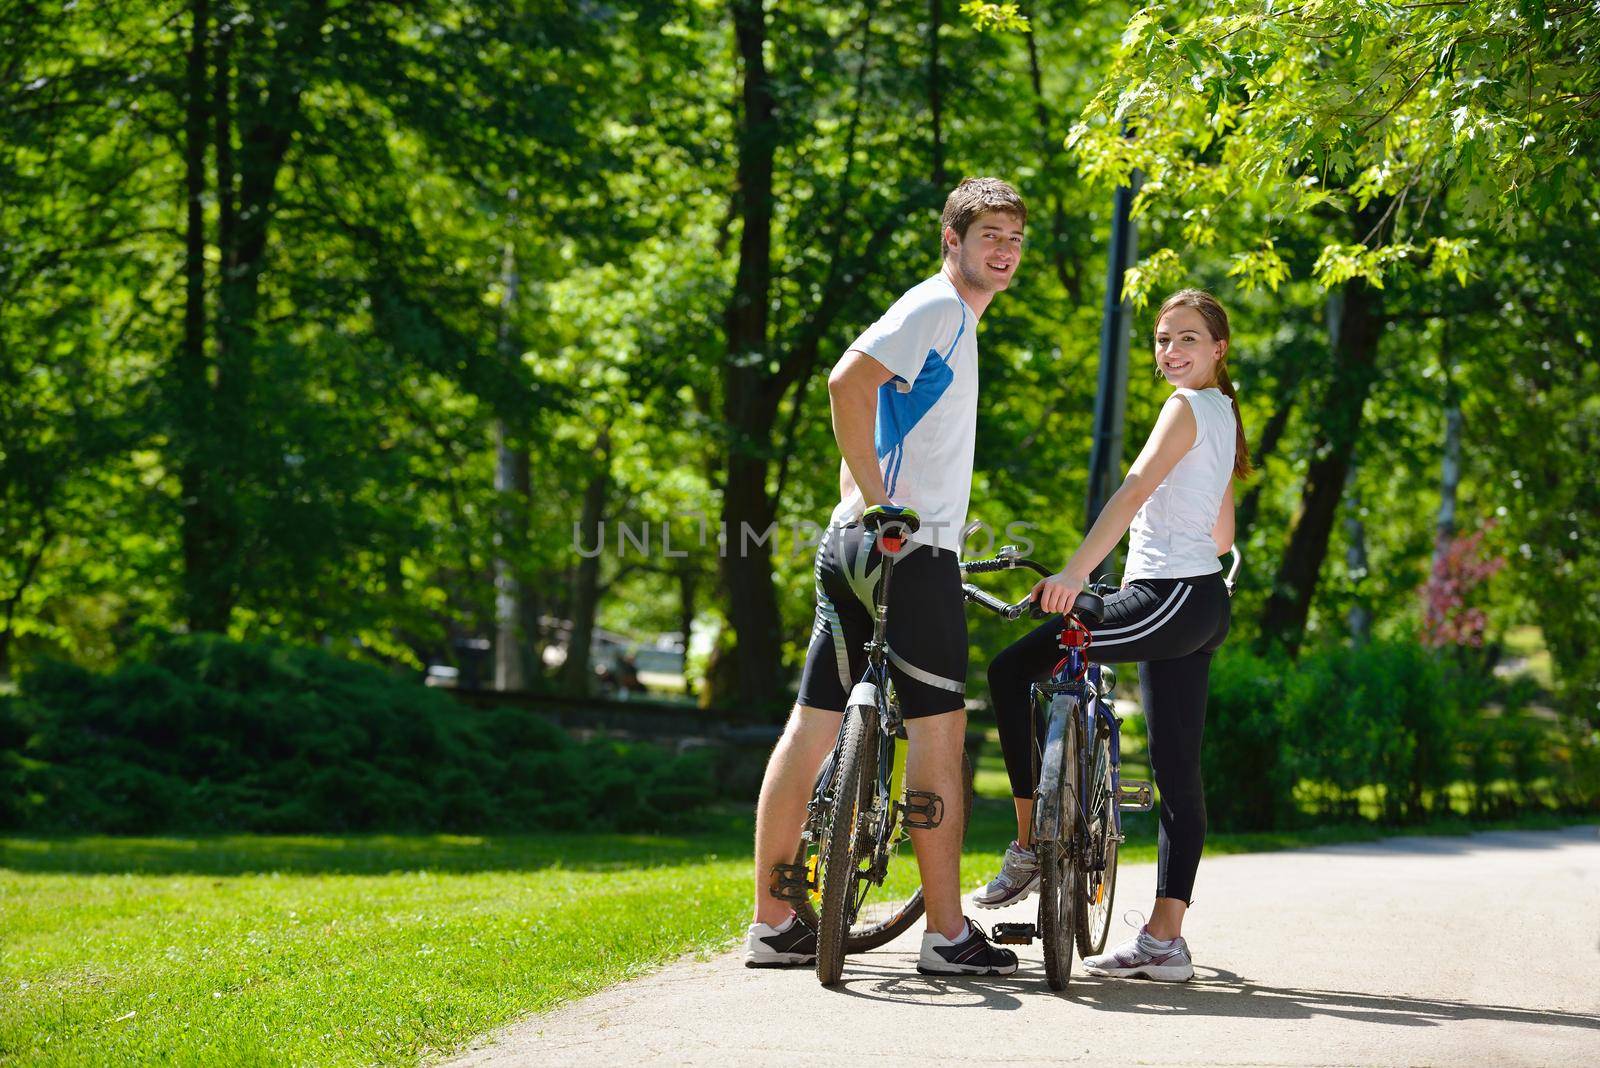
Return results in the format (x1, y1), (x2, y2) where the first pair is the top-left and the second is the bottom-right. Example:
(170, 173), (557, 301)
(962, 584), (1013, 618)
(960, 558), (1012, 574)
(1021, 599), (1048, 620)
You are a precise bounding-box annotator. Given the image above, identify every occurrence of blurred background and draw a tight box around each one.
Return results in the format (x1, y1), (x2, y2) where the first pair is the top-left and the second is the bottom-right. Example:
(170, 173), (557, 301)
(3, 0), (1598, 835)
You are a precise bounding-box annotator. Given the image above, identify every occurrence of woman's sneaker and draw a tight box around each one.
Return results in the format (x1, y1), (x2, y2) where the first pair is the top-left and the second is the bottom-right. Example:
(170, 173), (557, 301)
(1082, 925), (1194, 982)
(917, 918), (1019, 976)
(972, 840), (1039, 909)
(743, 913), (817, 967)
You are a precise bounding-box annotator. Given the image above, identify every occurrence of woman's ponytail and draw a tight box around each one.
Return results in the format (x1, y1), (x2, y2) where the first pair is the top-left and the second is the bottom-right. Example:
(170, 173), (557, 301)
(1214, 361), (1252, 480)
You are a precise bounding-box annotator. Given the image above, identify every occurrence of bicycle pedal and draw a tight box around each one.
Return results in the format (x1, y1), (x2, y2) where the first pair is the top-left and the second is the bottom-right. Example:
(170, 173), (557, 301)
(898, 790), (944, 830)
(768, 862), (811, 904)
(991, 922), (1035, 945)
(1118, 779), (1154, 812)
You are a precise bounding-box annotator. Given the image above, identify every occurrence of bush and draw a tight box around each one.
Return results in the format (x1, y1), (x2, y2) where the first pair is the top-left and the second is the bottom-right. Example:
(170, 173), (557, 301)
(0, 635), (716, 834)
(1201, 648), (1297, 831)
(1201, 636), (1583, 831)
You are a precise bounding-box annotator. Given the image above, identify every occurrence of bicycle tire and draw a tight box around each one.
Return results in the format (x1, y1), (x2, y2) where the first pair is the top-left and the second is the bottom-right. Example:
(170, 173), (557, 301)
(1039, 710), (1081, 992)
(796, 751), (975, 952)
(815, 703), (873, 985)
(1076, 719), (1118, 957)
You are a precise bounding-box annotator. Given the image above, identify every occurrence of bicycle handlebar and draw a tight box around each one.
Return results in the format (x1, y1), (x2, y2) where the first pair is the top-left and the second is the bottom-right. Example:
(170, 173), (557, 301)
(960, 582), (1047, 622)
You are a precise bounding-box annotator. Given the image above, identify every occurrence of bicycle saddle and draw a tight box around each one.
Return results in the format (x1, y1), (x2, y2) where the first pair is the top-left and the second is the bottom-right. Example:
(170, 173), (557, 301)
(861, 504), (920, 535)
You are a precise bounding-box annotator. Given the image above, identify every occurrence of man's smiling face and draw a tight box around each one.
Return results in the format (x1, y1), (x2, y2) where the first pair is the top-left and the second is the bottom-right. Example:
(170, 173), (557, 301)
(947, 210), (1024, 294)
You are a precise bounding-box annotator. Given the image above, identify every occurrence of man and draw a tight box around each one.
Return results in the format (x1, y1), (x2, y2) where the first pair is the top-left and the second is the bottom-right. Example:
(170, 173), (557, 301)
(745, 177), (1027, 975)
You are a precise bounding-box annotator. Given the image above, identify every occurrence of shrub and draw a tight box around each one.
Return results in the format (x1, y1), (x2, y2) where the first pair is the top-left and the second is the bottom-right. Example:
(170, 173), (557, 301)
(1201, 648), (1298, 831)
(1200, 635), (1582, 831)
(1, 635), (715, 834)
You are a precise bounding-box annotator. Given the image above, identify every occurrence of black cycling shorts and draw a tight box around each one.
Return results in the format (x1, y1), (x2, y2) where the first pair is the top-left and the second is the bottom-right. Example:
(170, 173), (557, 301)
(795, 521), (968, 718)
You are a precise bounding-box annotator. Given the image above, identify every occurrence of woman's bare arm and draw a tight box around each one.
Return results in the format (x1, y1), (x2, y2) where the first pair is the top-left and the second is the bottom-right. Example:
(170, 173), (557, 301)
(1031, 394), (1198, 614)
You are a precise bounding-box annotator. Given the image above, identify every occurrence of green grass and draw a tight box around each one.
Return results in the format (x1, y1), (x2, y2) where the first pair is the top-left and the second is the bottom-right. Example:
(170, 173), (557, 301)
(5, 800), (1594, 1067)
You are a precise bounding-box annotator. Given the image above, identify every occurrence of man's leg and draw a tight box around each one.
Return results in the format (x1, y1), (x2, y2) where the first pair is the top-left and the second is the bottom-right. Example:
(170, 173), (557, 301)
(903, 707), (967, 938)
(752, 703), (843, 926)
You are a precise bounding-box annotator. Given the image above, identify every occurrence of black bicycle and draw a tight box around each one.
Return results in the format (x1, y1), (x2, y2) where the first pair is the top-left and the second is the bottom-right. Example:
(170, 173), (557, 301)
(960, 547), (1152, 991)
(774, 506), (973, 986)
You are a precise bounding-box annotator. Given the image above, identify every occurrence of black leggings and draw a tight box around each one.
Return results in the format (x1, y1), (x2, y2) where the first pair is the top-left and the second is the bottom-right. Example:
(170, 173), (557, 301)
(987, 573), (1230, 904)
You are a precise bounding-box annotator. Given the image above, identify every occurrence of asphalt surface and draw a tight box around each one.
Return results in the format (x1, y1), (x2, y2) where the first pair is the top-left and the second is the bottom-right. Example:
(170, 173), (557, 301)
(448, 824), (1600, 1067)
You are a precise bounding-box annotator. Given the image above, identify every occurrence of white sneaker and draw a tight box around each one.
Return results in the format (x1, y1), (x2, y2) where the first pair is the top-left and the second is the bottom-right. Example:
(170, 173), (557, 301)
(742, 914), (817, 967)
(1083, 925), (1194, 982)
(972, 840), (1039, 909)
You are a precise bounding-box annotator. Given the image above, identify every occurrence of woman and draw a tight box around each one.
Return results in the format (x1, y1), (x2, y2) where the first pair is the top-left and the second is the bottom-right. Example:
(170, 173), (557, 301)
(972, 288), (1251, 982)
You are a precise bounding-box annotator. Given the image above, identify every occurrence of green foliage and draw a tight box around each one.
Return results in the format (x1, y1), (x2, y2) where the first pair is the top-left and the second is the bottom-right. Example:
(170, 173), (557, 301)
(961, 2), (1031, 33)
(1202, 637), (1586, 831)
(1, 636), (715, 834)
(1201, 647), (1297, 830)
(1071, 0), (1600, 288)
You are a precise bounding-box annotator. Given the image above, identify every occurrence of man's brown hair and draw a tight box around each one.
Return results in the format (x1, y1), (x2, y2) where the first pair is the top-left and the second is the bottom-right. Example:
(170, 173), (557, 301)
(940, 177), (1026, 258)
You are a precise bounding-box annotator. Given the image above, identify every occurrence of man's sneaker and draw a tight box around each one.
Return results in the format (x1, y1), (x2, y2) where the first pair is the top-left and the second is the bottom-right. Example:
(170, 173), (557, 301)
(743, 913), (817, 967)
(917, 918), (1019, 976)
(1082, 925), (1194, 982)
(972, 840), (1040, 909)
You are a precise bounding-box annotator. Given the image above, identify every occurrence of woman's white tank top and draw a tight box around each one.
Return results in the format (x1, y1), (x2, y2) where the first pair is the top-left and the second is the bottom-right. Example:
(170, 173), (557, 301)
(1123, 387), (1236, 581)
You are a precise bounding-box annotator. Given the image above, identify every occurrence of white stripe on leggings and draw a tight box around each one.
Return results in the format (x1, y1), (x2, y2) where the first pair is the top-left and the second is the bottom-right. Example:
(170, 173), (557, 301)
(1093, 584), (1183, 637)
(1091, 583), (1193, 648)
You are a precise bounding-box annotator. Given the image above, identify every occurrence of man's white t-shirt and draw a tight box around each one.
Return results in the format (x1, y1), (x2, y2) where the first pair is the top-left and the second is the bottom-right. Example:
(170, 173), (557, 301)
(829, 273), (978, 553)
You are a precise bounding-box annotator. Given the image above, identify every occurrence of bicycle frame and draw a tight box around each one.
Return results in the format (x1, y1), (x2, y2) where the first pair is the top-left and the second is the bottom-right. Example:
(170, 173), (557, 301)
(804, 524), (911, 916)
(1031, 644), (1123, 866)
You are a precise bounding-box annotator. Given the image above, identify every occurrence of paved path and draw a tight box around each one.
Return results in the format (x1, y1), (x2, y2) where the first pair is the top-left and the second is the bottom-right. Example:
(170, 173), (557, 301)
(450, 825), (1600, 1066)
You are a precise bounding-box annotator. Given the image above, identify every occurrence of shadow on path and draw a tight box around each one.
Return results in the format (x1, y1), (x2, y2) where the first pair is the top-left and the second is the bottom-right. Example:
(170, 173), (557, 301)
(828, 962), (1600, 1032)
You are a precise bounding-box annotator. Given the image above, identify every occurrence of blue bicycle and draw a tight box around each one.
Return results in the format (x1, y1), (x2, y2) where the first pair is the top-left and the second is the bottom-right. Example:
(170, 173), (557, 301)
(960, 547), (1153, 991)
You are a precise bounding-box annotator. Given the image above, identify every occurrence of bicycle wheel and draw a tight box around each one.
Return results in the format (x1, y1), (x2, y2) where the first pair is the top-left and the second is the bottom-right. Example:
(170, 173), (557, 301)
(1076, 718), (1118, 957)
(815, 703), (873, 985)
(1038, 711), (1081, 992)
(796, 749), (975, 952)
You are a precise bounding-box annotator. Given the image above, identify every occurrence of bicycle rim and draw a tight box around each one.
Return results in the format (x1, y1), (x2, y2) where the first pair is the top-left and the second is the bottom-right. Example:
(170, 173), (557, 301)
(815, 704), (870, 985)
(1077, 723), (1117, 957)
(1040, 713), (1080, 992)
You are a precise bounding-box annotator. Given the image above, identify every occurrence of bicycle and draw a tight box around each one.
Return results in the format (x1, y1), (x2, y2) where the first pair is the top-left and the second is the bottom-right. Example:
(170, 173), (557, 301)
(772, 505), (973, 986)
(961, 545), (1242, 990)
(959, 546), (1147, 991)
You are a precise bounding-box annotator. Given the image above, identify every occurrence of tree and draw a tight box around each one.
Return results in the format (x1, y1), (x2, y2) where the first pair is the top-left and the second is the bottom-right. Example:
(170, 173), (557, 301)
(1068, 0), (1600, 650)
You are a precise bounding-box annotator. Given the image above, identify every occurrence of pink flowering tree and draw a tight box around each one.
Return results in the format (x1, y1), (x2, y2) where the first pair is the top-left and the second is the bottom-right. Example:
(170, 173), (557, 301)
(1421, 522), (1507, 649)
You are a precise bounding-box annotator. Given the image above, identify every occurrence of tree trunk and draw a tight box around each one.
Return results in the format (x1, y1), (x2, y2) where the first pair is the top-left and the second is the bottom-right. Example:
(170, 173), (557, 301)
(1023, 2), (1083, 303)
(173, 0), (327, 633)
(1258, 274), (1384, 654)
(1343, 465), (1371, 643)
(928, 0), (945, 188)
(561, 432), (611, 695)
(678, 562), (697, 699)
(1431, 333), (1462, 573)
(494, 422), (533, 689)
(0, 526), (51, 680)
(1234, 387), (1296, 542)
(717, 0), (786, 711)
(492, 211), (536, 690)
(176, 0), (230, 632)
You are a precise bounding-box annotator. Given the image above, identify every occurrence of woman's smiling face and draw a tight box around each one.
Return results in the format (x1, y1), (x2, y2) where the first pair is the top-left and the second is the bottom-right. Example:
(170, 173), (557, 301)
(1153, 305), (1227, 389)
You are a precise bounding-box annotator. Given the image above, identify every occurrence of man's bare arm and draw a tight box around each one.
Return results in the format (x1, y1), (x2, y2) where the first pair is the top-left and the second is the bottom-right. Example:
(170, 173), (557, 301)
(827, 350), (895, 507)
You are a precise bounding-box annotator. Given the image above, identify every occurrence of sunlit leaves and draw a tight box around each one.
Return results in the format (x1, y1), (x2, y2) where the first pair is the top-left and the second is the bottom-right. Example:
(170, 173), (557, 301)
(960, 2), (1030, 34)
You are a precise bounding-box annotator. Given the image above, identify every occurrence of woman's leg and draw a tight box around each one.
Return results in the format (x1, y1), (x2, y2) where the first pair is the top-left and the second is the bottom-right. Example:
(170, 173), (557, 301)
(1139, 648), (1214, 939)
(987, 616), (1066, 846)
